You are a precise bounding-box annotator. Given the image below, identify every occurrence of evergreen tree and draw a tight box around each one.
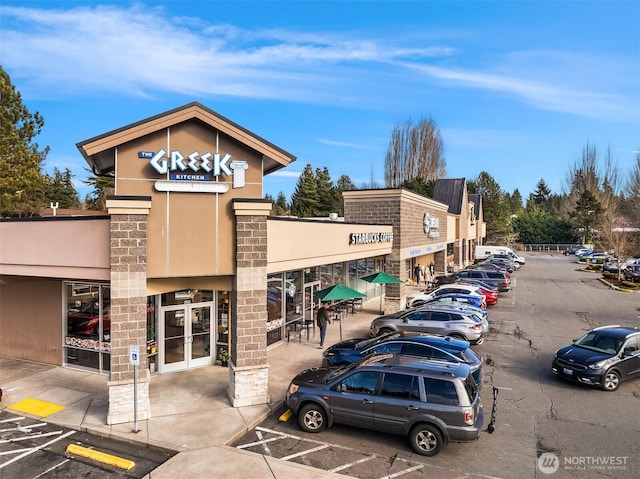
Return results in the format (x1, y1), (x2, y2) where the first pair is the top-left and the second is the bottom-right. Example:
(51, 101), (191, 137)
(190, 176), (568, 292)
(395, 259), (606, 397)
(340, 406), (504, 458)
(570, 190), (602, 244)
(334, 174), (356, 215)
(315, 166), (335, 217)
(528, 178), (551, 211)
(0, 66), (49, 217)
(45, 167), (80, 208)
(290, 164), (318, 217)
(474, 171), (511, 243)
(273, 191), (290, 216)
(82, 168), (115, 210)
(400, 177), (436, 197)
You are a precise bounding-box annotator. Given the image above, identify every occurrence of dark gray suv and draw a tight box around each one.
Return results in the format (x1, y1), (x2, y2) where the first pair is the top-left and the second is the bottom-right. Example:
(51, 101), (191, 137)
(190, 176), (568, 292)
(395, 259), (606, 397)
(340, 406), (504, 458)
(285, 354), (485, 456)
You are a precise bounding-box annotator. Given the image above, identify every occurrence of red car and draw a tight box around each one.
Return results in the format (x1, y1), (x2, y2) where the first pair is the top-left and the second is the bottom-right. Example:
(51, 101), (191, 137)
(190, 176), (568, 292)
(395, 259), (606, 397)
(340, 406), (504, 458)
(68, 303), (110, 336)
(456, 280), (499, 305)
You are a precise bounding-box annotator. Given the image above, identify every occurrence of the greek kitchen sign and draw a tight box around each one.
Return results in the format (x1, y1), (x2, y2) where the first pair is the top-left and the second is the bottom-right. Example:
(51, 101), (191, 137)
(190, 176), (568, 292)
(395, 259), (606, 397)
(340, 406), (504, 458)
(139, 149), (248, 193)
(423, 213), (440, 238)
(349, 232), (394, 245)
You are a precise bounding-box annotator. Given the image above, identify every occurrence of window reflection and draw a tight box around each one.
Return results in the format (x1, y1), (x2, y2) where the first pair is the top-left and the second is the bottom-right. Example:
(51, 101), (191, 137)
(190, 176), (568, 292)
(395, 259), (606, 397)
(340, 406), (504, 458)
(64, 283), (110, 373)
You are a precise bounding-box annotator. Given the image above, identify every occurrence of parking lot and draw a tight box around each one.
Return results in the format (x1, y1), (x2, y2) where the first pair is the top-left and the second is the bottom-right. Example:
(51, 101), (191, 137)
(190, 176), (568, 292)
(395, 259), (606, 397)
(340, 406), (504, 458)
(234, 253), (640, 478)
(0, 410), (176, 478)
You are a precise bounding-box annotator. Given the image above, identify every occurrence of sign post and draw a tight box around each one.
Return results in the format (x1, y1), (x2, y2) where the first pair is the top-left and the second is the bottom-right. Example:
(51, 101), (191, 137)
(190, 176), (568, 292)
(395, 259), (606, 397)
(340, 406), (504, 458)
(129, 345), (140, 432)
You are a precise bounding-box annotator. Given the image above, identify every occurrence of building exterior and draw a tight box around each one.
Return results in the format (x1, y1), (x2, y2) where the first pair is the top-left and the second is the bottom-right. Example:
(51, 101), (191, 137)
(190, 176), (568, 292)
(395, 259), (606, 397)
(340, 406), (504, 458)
(0, 102), (484, 425)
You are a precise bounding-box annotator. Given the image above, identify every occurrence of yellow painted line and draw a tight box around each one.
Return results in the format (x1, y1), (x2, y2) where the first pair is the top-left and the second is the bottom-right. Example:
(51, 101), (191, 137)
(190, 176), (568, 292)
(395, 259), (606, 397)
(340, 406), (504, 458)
(7, 398), (65, 417)
(66, 444), (136, 470)
(279, 409), (293, 422)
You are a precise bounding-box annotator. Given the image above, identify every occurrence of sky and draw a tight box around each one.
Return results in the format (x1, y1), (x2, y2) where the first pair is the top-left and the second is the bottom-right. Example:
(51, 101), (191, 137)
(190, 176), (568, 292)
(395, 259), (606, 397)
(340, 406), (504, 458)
(1, 1), (639, 202)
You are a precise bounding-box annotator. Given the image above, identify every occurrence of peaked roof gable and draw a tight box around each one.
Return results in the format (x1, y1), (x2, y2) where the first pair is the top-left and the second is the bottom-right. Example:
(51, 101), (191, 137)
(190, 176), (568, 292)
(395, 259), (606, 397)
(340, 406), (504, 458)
(433, 178), (467, 214)
(76, 101), (296, 176)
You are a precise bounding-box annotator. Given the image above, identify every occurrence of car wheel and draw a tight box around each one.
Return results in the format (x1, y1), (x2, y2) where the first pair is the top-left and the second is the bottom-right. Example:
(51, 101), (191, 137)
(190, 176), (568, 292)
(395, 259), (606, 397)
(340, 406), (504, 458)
(298, 403), (327, 433)
(602, 369), (621, 391)
(410, 423), (443, 456)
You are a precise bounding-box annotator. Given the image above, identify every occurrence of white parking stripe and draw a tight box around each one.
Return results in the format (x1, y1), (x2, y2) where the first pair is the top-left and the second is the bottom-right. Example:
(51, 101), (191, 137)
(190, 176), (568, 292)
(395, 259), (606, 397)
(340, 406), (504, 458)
(255, 429), (271, 456)
(329, 454), (377, 473)
(0, 430), (66, 444)
(0, 417), (25, 423)
(378, 463), (424, 479)
(0, 430), (76, 469)
(280, 444), (329, 461)
(34, 459), (70, 478)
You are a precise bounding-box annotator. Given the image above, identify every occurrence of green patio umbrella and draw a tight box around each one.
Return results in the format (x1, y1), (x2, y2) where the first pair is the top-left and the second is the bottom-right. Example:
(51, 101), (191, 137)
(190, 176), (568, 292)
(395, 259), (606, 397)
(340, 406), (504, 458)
(361, 271), (403, 313)
(314, 283), (366, 341)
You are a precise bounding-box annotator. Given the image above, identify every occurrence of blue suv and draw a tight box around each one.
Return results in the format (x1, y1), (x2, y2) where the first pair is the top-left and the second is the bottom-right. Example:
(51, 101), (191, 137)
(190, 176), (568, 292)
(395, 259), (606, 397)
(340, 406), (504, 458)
(322, 331), (483, 386)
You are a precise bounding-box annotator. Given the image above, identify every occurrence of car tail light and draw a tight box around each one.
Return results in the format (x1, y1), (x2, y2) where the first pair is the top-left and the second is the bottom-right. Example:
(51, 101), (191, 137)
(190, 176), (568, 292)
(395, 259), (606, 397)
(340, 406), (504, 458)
(288, 384), (299, 395)
(471, 323), (482, 330)
(464, 407), (474, 425)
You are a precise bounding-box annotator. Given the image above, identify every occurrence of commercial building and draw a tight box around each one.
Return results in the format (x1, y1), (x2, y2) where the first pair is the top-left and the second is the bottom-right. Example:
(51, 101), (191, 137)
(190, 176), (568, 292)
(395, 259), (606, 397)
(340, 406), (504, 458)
(0, 102), (484, 424)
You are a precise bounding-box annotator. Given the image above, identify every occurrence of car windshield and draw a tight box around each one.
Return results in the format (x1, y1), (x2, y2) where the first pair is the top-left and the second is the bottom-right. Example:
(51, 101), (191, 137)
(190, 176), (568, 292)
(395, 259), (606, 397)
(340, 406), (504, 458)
(574, 333), (623, 354)
(325, 353), (393, 382)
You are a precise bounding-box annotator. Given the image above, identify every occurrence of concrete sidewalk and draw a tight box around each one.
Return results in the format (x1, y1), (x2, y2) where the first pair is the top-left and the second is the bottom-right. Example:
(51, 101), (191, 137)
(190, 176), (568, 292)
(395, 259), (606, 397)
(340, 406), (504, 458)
(0, 297), (397, 478)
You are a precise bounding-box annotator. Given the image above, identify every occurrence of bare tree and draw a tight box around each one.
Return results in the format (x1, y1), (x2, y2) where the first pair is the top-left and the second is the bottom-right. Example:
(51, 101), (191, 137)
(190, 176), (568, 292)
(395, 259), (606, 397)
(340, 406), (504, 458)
(384, 117), (446, 188)
(599, 212), (633, 282)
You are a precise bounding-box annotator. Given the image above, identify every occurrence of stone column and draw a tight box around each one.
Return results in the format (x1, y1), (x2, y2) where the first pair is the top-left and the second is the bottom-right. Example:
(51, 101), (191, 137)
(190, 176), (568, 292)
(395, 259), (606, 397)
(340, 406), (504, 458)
(105, 196), (152, 425)
(228, 199), (271, 407)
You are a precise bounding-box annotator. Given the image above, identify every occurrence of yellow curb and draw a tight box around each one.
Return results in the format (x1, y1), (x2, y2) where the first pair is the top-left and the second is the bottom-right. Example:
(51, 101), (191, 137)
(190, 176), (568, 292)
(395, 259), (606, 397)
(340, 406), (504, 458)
(279, 409), (293, 422)
(598, 277), (636, 293)
(8, 398), (65, 417)
(66, 444), (136, 470)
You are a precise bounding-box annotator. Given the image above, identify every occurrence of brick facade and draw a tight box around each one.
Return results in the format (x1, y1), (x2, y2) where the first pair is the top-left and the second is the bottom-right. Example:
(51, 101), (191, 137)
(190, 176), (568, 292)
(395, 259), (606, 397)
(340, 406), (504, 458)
(106, 198), (152, 424)
(228, 200), (271, 407)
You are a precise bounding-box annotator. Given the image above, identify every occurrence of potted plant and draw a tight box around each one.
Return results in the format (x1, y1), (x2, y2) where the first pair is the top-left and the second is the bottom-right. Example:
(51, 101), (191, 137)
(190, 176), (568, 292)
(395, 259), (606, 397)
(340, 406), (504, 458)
(217, 347), (230, 366)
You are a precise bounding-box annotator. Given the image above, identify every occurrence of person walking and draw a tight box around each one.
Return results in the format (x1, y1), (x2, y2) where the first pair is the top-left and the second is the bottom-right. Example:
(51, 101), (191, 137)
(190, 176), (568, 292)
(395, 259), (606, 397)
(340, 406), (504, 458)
(316, 301), (331, 348)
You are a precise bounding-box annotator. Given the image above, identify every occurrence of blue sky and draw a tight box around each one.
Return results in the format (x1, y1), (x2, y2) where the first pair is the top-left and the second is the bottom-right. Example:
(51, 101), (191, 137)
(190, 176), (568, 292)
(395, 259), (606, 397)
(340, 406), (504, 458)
(1, 1), (639, 202)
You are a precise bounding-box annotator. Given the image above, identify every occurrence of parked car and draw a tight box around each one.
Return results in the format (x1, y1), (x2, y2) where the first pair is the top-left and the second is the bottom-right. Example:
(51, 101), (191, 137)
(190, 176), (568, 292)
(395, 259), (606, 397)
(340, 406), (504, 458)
(407, 284), (486, 308)
(286, 353), (485, 456)
(552, 325), (640, 391)
(563, 246), (582, 255)
(454, 270), (511, 292)
(370, 306), (485, 344)
(483, 254), (520, 270)
(68, 303), (110, 336)
(321, 331), (483, 386)
(453, 280), (499, 305)
(469, 261), (511, 274)
(622, 265), (640, 283)
(410, 293), (486, 310)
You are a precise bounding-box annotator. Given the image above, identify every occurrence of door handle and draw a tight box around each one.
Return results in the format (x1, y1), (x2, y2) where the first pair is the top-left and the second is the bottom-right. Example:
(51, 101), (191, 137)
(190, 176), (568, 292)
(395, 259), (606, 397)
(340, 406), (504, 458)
(407, 405), (419, 410)
(362, 399), (373, 404)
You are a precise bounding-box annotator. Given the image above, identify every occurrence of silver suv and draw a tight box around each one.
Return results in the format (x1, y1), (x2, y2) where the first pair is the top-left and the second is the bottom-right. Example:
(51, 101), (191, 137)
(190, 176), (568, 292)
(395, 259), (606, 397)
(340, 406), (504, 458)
(285, 354), (485, 456)
(370, 306), (485, 344)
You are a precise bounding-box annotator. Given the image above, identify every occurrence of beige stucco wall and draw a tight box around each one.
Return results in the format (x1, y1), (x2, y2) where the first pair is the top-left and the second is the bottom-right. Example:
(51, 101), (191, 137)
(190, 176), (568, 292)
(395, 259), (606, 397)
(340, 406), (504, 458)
(0, 217), (111, 280)
(0, 276), (63, 364)
(112, 119), (265, 279)
(267, 219), (393, 273)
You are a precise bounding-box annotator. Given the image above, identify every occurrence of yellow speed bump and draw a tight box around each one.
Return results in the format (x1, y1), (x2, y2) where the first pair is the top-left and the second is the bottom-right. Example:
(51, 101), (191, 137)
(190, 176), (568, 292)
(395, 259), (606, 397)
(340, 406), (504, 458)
(66, 444), (136, 471)
(279, 409), (293, 422)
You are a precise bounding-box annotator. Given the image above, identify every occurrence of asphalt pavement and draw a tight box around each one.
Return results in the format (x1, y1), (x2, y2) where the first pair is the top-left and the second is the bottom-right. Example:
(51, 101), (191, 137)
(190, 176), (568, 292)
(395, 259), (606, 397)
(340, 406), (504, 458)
(0, 295), (394, 478)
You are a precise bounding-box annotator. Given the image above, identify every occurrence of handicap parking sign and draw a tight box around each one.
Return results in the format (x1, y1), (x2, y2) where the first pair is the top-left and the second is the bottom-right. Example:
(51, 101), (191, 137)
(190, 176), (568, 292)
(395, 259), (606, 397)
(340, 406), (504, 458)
(129, 346), (140, 365)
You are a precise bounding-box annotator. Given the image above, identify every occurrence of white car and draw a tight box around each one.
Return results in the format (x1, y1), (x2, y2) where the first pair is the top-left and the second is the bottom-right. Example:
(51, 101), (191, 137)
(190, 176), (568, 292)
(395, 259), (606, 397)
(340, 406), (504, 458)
(407, 284), (485, 308)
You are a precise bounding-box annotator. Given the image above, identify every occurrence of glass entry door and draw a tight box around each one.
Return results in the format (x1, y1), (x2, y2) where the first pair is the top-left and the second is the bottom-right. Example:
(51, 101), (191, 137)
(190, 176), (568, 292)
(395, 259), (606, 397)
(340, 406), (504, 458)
(161, 302), (213, 373)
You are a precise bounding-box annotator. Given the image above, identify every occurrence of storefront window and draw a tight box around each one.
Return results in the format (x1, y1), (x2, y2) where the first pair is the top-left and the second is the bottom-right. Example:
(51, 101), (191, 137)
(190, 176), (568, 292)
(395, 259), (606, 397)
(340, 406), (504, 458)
(216, 291), (230, 363)
(285, 271), (303, 329)
(64, 282), (110, 373)
(147, 297), (157, 373)
(267, 273), (284, 345)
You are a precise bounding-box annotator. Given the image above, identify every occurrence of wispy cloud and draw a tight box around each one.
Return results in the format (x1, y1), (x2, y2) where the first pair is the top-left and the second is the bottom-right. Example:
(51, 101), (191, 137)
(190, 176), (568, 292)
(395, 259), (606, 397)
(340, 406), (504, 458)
(318, 139), (375, 149)
(1, 4), (636, 122)
(0, 4), (451, 103)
